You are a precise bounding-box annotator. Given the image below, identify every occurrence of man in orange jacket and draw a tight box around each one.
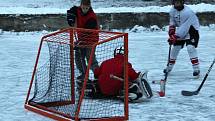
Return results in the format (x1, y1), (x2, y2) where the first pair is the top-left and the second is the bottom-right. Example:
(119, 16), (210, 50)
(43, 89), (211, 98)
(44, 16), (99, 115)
(67, 0), (99, 80)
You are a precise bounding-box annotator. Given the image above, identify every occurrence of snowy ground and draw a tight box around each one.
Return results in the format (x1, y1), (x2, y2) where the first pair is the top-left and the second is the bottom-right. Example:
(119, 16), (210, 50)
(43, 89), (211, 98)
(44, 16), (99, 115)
(1, 0), (215, 121)
(0, 26), (215, 121)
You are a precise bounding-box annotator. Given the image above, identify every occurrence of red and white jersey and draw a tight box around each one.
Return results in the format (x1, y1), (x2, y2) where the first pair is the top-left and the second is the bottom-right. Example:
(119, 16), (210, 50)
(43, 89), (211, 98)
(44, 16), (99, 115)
(94, 54), (139, 96)
(169, 5), (200, 40)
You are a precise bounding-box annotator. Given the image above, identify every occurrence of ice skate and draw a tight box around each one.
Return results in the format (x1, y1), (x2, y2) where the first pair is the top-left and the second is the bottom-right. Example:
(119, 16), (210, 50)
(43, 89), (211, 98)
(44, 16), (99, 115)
(193, 70), (200, 79)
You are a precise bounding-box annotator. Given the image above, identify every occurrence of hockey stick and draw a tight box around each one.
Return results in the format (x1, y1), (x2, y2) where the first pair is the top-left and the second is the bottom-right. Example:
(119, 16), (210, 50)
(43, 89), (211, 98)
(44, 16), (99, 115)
(79, 48), (87, 74)
(74, 34), (87, 77)
(181, 57), (215, 96)
(159, 44), (172, 97)
(74, 34), (87, 91)
(110, 74), (123, 82)
(111, 73), (154, 98)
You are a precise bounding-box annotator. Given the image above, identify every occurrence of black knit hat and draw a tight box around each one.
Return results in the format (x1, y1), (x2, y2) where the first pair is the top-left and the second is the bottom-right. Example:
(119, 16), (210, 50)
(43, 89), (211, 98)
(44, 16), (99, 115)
(171, 0), (184, 4)
(81, 0), (91, 6)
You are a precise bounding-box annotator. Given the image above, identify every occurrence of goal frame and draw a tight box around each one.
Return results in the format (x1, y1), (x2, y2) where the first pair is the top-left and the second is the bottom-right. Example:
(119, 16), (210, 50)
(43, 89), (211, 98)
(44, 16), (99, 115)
(24, 27), (129, 121)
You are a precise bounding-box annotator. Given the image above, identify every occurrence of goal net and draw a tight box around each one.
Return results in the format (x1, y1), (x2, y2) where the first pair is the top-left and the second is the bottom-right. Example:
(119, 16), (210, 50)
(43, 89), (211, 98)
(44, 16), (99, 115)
(25, 28), (129, 121)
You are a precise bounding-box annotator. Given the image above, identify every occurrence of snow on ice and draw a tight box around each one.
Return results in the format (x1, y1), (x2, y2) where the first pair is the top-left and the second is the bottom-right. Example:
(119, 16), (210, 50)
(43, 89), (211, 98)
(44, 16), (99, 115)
(0, 25), (215, 120)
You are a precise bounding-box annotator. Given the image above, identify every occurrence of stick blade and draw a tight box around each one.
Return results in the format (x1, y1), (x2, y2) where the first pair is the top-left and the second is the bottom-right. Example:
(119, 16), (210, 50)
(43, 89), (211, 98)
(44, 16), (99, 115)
(181, 90), (198, 96)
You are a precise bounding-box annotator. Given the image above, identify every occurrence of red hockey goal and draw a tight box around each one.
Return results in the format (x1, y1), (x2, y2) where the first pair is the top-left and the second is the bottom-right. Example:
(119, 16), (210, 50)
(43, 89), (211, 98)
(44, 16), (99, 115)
(24, 27), (129, 121)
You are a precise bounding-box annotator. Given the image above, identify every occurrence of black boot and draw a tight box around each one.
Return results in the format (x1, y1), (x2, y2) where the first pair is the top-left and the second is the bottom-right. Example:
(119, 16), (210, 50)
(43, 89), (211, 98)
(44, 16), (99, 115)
(77, 74), (85, 80)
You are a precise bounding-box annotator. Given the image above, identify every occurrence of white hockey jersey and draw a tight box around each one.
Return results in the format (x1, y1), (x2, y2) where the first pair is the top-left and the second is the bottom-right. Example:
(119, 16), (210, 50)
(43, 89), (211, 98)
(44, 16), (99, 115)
(169, 5), (200, 40)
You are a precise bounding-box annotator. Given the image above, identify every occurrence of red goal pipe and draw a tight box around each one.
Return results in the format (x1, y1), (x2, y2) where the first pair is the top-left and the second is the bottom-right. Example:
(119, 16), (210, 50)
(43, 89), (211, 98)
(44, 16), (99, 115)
(69, 29), (76, 104)
(124, 33), (129, 120)
(25, 39), (44, 104)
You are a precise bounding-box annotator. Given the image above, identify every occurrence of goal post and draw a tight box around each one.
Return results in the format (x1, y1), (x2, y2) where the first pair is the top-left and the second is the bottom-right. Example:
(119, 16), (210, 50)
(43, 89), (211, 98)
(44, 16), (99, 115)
(25, 27), (129, 121)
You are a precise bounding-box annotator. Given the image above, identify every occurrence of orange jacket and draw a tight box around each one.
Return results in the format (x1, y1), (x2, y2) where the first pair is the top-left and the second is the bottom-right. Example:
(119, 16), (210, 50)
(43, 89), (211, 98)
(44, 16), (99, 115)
(76, 7), (99, 46)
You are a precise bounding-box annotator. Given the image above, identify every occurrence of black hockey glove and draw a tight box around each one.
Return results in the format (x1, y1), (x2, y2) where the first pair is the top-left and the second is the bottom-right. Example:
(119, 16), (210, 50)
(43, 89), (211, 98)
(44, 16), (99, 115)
(67, 6), (78, 26)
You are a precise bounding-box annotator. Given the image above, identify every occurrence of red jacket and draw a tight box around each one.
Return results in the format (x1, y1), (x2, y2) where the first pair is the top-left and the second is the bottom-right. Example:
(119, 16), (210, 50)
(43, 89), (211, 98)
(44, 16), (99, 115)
(94, 54), (139, 96)
(76, 7), (99, 46)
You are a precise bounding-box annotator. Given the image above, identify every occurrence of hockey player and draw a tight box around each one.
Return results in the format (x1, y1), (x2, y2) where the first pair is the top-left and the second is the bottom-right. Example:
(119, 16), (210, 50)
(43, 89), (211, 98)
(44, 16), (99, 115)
(164, 0), (200, 77)
(94, 46), (153, 102)
(66, 0), (99, 80)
